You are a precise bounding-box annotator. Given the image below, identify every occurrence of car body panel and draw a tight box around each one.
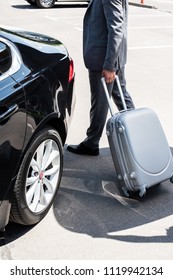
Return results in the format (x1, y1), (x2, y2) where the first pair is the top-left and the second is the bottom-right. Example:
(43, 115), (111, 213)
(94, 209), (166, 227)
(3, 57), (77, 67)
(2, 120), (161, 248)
(0, 27), (75, 230)
(0, 68), (27, 205)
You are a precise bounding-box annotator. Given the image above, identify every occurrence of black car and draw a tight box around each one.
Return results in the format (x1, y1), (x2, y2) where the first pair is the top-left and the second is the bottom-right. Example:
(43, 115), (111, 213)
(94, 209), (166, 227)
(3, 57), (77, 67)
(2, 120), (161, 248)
(0, 27), (75, 231)
(26, 0), (89, 9)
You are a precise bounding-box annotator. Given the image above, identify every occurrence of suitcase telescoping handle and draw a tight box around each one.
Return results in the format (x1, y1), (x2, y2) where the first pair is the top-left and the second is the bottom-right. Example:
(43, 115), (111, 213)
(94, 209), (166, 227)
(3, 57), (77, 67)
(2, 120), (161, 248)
(101, 76), (127, 116)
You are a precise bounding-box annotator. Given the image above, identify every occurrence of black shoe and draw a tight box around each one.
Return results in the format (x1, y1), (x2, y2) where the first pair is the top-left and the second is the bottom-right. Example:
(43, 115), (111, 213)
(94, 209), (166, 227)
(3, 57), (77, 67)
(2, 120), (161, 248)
(67, 142), (99, 156)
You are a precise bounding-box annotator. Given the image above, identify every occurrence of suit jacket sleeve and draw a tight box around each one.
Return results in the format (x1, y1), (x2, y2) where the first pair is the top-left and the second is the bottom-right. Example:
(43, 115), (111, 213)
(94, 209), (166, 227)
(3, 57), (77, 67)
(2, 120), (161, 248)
(102, 0), (126, 71)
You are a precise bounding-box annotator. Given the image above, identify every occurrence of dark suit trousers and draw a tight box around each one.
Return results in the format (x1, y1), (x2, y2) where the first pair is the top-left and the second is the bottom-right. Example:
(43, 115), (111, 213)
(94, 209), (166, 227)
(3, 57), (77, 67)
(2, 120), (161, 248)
(83, 67), (135, 149)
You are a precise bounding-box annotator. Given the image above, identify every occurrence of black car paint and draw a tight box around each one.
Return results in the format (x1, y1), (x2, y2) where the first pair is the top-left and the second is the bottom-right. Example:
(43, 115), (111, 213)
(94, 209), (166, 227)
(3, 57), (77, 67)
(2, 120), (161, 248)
(26, 0), (89, 9)
(0, 27), (75, 230)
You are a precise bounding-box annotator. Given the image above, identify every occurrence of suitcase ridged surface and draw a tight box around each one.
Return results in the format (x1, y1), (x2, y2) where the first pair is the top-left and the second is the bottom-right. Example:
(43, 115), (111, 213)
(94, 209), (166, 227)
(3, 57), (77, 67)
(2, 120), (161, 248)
(106, 108), (173, 196)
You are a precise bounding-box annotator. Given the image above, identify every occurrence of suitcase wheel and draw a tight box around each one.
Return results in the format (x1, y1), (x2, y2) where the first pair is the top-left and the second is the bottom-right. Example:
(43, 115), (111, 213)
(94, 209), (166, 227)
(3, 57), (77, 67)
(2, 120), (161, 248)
(170, 175), (173, 183)
(122, 185), (147, 197)
(139, 188), (146, 197)
(121, 187), (130, 197)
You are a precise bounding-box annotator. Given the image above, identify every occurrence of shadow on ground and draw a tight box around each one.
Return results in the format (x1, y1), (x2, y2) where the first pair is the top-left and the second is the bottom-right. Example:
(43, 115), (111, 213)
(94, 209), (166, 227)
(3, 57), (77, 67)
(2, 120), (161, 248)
(1, 147), (173, 246)
(0, 223), (34, 247)
(52, 146), (173, 242)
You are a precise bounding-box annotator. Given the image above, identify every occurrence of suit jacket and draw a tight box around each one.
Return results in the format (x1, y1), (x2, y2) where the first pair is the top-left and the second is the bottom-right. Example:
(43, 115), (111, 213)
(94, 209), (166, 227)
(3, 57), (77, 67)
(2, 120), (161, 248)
(83, 0), (128, 71)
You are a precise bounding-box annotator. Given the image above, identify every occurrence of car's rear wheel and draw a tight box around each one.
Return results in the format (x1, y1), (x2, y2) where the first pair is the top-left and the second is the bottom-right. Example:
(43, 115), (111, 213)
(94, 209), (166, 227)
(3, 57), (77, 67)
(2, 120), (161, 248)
(36, 0), (55, 8)
(10, 126), (63, 225)
(26, 0), (37, 5)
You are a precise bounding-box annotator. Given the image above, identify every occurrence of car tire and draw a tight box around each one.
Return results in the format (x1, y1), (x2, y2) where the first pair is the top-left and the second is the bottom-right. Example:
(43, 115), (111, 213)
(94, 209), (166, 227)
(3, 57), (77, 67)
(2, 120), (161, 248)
(26, 0), (37, 5)
(36, 0), (55, 8)
(10, 126), (63, 225)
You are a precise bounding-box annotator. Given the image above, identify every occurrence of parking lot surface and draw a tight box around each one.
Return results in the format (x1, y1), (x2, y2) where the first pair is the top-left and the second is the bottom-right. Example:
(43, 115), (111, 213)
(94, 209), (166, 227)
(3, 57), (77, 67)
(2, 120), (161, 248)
(0, 0), (173, 261)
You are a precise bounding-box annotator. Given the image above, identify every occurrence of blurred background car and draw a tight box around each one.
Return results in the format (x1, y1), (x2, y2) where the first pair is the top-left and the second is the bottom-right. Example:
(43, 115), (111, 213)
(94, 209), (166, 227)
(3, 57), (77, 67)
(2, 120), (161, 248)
(26, 0), (90, 9)
(0, 26), (75, 232)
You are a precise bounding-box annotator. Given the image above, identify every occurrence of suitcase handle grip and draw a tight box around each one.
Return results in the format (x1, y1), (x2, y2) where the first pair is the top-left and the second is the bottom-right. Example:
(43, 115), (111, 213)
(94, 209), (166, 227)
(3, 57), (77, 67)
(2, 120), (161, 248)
(101, 76), (127, 116)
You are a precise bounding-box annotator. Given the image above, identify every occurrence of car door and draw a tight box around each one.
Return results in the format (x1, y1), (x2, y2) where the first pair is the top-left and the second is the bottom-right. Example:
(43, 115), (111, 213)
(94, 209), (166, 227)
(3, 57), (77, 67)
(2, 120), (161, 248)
(0, 39), (27, 203)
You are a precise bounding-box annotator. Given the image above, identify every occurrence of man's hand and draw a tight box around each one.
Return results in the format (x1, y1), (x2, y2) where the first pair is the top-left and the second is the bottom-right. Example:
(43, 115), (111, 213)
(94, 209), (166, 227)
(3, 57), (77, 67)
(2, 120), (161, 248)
(102, 69), (116, 83)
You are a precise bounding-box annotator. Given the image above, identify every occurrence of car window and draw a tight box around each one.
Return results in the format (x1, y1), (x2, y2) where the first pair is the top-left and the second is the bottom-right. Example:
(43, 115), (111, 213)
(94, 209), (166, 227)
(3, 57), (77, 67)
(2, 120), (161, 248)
(0, 41), (12, 75)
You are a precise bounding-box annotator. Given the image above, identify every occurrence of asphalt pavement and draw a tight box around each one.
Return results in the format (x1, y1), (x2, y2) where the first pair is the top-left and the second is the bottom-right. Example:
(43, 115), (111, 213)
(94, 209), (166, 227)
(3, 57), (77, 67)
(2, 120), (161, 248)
(1, 0), (173, 264)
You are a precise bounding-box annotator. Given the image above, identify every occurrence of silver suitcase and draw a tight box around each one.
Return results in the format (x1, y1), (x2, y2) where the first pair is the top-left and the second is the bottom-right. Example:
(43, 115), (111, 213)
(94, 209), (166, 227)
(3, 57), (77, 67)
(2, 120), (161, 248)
(101, 77), (173, 197)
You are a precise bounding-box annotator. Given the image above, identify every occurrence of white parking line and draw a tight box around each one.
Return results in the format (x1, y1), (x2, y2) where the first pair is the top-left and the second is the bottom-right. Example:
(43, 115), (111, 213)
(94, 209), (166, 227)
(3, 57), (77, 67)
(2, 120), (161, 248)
(129, 13), (173, 17)
(46, 16), (82, 20)
(129, 45), (173, 50)
(75, 27), (83, 31)
(46, 16), (58, 21)
(74, 25), (173, 33)
(130, 26), (173, 29)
